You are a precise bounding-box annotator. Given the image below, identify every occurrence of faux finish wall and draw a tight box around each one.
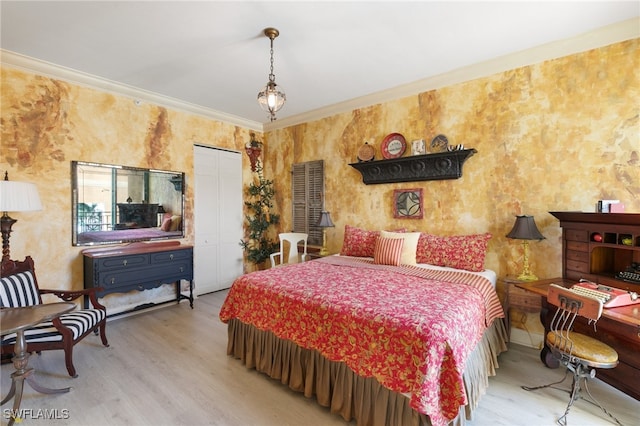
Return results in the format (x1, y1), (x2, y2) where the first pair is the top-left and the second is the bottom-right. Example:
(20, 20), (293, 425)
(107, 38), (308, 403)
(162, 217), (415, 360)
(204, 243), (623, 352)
(264, 40), (639, 281)
(1, 68), (258, 309)
(1, 40), (638, 315)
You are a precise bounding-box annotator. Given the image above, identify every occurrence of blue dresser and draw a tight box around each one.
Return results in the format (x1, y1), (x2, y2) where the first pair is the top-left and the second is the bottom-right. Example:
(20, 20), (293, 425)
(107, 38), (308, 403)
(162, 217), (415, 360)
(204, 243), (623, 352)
(82, 241), (193, 315)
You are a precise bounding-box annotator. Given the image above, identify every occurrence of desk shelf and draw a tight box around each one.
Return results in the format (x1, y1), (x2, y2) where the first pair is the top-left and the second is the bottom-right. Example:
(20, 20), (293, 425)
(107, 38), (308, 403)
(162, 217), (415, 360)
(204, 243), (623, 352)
(349, 149), (477, 185)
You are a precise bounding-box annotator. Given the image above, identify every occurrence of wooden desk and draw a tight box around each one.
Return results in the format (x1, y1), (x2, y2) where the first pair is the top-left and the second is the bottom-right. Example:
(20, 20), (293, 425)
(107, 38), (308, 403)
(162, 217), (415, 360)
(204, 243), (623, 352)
(1, 303), (76, 426)
(517, 278), (640, 401)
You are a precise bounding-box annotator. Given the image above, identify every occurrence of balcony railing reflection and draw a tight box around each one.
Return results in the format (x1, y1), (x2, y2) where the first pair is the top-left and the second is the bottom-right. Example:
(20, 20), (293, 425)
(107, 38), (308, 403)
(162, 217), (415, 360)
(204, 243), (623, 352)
(78, 211), (113, 232)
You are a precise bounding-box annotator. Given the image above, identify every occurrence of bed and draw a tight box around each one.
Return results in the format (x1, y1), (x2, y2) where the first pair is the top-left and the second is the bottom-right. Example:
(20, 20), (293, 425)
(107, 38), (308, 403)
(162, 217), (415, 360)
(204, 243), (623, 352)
(219, 229), (507, 426)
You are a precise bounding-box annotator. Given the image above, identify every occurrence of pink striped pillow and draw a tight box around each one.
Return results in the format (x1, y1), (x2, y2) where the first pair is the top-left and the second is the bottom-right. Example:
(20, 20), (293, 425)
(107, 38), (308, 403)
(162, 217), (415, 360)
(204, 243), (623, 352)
(373, 237), (405, 266)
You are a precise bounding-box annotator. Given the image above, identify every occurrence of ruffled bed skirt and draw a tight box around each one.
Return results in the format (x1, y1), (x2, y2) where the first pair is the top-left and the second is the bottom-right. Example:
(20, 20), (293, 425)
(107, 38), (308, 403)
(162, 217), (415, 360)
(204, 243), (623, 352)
(226, 318), (508, 426)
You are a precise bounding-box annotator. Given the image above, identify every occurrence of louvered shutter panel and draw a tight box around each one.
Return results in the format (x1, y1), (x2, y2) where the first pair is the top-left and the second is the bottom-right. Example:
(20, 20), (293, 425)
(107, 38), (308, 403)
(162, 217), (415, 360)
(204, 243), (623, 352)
(292, 163), (307, 233)
(307, 161), (324, 245)
(291, 160), (325, 246)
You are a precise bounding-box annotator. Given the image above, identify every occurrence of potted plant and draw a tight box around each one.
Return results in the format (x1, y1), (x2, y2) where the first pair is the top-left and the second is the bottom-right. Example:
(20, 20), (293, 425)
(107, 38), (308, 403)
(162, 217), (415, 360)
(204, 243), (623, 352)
(240, 145), (280, 269)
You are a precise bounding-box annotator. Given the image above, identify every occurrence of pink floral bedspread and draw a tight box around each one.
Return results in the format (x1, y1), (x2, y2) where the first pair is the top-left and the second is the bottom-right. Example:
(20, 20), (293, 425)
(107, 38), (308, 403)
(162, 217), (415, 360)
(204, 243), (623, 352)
(219, 256), (504, 426)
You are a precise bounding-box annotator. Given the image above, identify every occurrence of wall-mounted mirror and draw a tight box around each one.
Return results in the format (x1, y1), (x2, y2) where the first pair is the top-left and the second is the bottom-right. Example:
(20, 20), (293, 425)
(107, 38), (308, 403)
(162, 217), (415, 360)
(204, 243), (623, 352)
(72, 161), (185, 246)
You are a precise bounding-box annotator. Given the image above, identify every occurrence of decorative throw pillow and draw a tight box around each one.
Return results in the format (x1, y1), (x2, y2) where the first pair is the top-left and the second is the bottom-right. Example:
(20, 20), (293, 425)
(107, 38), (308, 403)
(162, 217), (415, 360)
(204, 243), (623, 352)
(417, 233), (491, 272)
(373, 237), (405, 266)
(340, 225), (380, 257)
(160, 217), (172, 232)
(169, 215), (182, 232)
(379, 230), (420, 265)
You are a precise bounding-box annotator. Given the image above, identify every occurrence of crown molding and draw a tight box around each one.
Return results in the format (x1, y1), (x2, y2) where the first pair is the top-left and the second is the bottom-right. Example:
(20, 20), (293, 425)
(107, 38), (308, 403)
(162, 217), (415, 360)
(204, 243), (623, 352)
(2, 17), (637, 134)
(267, 17), (639, 131)
(0, 49), (263, 132)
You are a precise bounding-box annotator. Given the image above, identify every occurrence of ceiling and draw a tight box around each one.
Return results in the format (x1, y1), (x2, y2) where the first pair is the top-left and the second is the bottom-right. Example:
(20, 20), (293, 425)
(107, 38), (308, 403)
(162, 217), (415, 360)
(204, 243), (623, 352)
(1, 1), (639, 129)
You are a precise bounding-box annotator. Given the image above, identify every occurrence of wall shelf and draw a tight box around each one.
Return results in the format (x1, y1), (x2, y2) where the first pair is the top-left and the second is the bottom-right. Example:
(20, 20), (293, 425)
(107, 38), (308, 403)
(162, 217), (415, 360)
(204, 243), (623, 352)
(349, 149), (477, 185)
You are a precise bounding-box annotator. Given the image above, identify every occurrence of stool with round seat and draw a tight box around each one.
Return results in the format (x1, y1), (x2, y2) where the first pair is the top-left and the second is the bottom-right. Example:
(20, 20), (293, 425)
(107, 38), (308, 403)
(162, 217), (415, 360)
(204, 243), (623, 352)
(521, 283), (623, 426)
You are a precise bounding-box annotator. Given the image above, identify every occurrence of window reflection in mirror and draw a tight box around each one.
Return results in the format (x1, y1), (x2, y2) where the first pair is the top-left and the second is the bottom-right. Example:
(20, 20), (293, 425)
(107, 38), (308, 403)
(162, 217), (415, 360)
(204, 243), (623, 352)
(72, 161), (184, 246)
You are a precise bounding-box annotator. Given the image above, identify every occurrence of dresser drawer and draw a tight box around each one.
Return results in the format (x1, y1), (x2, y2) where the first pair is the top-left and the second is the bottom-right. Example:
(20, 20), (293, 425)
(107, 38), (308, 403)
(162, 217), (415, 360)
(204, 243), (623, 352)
(565, 229), (588, 242)
(566, 259), (589, 274)
(96, 254), (149, 271)
(566, 249), (589, 263)
(508, 285), (541, 313)
(566, 240), (588, 252)
(151, 249), (192, 264)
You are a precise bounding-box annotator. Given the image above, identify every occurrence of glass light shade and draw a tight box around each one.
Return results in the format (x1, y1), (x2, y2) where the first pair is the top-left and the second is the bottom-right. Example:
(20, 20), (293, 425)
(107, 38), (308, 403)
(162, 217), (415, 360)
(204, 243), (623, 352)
(0, 180), (42, 212)
(257, 81), (286, 116)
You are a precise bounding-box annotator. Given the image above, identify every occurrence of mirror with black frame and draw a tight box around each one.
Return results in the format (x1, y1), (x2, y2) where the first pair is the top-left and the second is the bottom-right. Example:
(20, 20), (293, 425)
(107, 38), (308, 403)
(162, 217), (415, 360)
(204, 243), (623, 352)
(72, 161), (185, 246)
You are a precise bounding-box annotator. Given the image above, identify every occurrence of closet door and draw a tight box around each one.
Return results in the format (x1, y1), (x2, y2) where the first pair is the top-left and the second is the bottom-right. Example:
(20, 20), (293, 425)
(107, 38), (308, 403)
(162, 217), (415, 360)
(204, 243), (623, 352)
(193, 145), (243, 294)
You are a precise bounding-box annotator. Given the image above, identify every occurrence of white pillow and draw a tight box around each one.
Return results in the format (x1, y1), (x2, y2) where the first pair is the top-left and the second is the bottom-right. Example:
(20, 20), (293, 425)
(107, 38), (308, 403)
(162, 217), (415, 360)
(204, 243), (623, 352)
(380, 230), (420, 265)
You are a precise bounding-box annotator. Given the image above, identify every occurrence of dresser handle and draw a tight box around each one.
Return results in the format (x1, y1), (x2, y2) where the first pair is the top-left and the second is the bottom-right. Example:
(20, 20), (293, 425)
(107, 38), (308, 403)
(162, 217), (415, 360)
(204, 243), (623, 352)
(170, 254), (174, 260)
(123, 259), (128, 266)
(111, 278), (115, 284)
(180, 266), (184, 272)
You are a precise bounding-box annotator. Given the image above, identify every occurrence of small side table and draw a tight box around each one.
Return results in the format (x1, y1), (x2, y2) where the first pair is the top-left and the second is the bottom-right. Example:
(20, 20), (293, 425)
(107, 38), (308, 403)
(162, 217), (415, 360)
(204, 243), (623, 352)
(500, 276), (542, 339)
(306, 252), (334, 261)
(1, 302), (76, 426)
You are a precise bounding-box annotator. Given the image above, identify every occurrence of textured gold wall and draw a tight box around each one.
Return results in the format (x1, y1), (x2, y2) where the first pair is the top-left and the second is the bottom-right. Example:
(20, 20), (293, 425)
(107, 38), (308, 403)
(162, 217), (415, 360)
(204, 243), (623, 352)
(1, 40), (638, 313)
(1, 69), (259, 299)
(265, 40), (639, 281)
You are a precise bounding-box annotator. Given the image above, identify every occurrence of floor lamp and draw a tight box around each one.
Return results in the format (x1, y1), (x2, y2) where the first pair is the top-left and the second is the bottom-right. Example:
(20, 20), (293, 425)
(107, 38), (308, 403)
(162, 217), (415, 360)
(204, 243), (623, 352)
(316, 211), (335, 256)
(0, 172), (42, 261)
(506, 215), (545, 281)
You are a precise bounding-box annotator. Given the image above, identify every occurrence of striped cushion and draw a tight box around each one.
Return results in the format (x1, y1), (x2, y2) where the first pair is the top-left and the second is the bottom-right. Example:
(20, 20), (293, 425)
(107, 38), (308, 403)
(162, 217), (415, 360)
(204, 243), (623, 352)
(1, 309), (106, 345)
(373, 237), (404, 266)
(1, 271), (41, 307)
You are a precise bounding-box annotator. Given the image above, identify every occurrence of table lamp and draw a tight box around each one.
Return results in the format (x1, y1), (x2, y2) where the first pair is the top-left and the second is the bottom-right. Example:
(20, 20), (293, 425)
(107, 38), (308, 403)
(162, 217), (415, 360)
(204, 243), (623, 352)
(506, 215), (545, 281)
(0, 172), (42, 261)
(316, 211), (335, 256)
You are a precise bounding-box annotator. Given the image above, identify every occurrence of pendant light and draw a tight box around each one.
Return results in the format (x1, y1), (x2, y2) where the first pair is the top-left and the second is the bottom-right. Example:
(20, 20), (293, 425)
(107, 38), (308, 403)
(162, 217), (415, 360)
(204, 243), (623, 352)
(257, 27), (286, 122)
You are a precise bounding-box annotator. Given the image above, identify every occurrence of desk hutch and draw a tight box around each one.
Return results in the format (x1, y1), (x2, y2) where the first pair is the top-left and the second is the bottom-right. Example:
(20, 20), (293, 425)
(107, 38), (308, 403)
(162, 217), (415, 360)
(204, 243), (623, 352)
(522, 212), (640, 400)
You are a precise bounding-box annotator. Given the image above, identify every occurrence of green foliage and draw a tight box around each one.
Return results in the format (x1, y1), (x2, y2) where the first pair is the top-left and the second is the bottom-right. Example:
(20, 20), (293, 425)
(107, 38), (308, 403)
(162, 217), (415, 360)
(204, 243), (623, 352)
(240, 161), (280, 265)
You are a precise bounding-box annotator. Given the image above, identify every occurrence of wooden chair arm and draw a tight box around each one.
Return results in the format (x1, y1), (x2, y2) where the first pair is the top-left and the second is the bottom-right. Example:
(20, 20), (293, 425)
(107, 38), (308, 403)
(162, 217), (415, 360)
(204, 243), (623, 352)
(39, 287), (106, 310)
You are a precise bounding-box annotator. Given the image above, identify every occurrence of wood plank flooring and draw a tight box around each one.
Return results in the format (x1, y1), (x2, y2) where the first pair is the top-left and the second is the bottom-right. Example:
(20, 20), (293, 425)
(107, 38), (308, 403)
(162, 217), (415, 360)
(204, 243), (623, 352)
(2, 290), (638, 425)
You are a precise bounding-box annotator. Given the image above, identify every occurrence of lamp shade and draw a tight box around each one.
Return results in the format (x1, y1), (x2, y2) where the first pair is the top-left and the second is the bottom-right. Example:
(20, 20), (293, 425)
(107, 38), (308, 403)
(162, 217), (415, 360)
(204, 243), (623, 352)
(506, 215), (544, 240)
(0, 180), (42, 212)
(316, 211), (335, 228)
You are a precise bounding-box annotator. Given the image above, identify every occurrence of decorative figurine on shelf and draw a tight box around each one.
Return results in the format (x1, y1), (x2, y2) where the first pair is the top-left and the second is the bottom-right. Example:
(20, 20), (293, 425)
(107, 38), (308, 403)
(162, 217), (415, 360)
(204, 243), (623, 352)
(411, 139), (426, 155)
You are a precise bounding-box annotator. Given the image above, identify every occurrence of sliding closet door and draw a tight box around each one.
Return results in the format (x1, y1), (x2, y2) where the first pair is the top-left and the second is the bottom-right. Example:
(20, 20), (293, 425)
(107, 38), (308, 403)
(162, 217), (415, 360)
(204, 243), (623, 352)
(193, 145), (243, 295)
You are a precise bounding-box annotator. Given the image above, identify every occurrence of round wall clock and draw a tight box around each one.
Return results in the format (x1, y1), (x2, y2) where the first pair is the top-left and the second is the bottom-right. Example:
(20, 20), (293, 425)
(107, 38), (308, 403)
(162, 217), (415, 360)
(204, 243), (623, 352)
(381, 133), (407, 159)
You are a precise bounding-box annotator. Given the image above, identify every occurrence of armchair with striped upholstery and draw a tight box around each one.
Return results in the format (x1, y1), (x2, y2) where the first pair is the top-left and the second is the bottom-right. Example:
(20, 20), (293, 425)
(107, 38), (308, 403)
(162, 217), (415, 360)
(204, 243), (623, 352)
(1, 256), (109, 377)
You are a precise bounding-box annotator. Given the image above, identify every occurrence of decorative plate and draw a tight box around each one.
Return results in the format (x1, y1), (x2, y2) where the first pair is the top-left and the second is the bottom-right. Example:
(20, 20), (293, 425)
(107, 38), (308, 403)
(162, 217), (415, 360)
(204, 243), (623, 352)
(430, 134), (449, 152)
(381, 133), (407, 159)
(357, 142), (375, 162)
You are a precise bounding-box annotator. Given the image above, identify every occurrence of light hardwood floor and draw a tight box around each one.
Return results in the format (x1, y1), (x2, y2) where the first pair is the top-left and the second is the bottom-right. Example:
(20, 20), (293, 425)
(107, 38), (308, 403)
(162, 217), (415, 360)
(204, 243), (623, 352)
(2, 290), (638, 426)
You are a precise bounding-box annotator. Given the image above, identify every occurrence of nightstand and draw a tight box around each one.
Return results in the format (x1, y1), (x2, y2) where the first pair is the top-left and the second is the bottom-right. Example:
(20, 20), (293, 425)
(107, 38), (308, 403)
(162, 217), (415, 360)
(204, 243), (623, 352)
(306, 252), (333, 260)
(500, 276), (542, 339)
